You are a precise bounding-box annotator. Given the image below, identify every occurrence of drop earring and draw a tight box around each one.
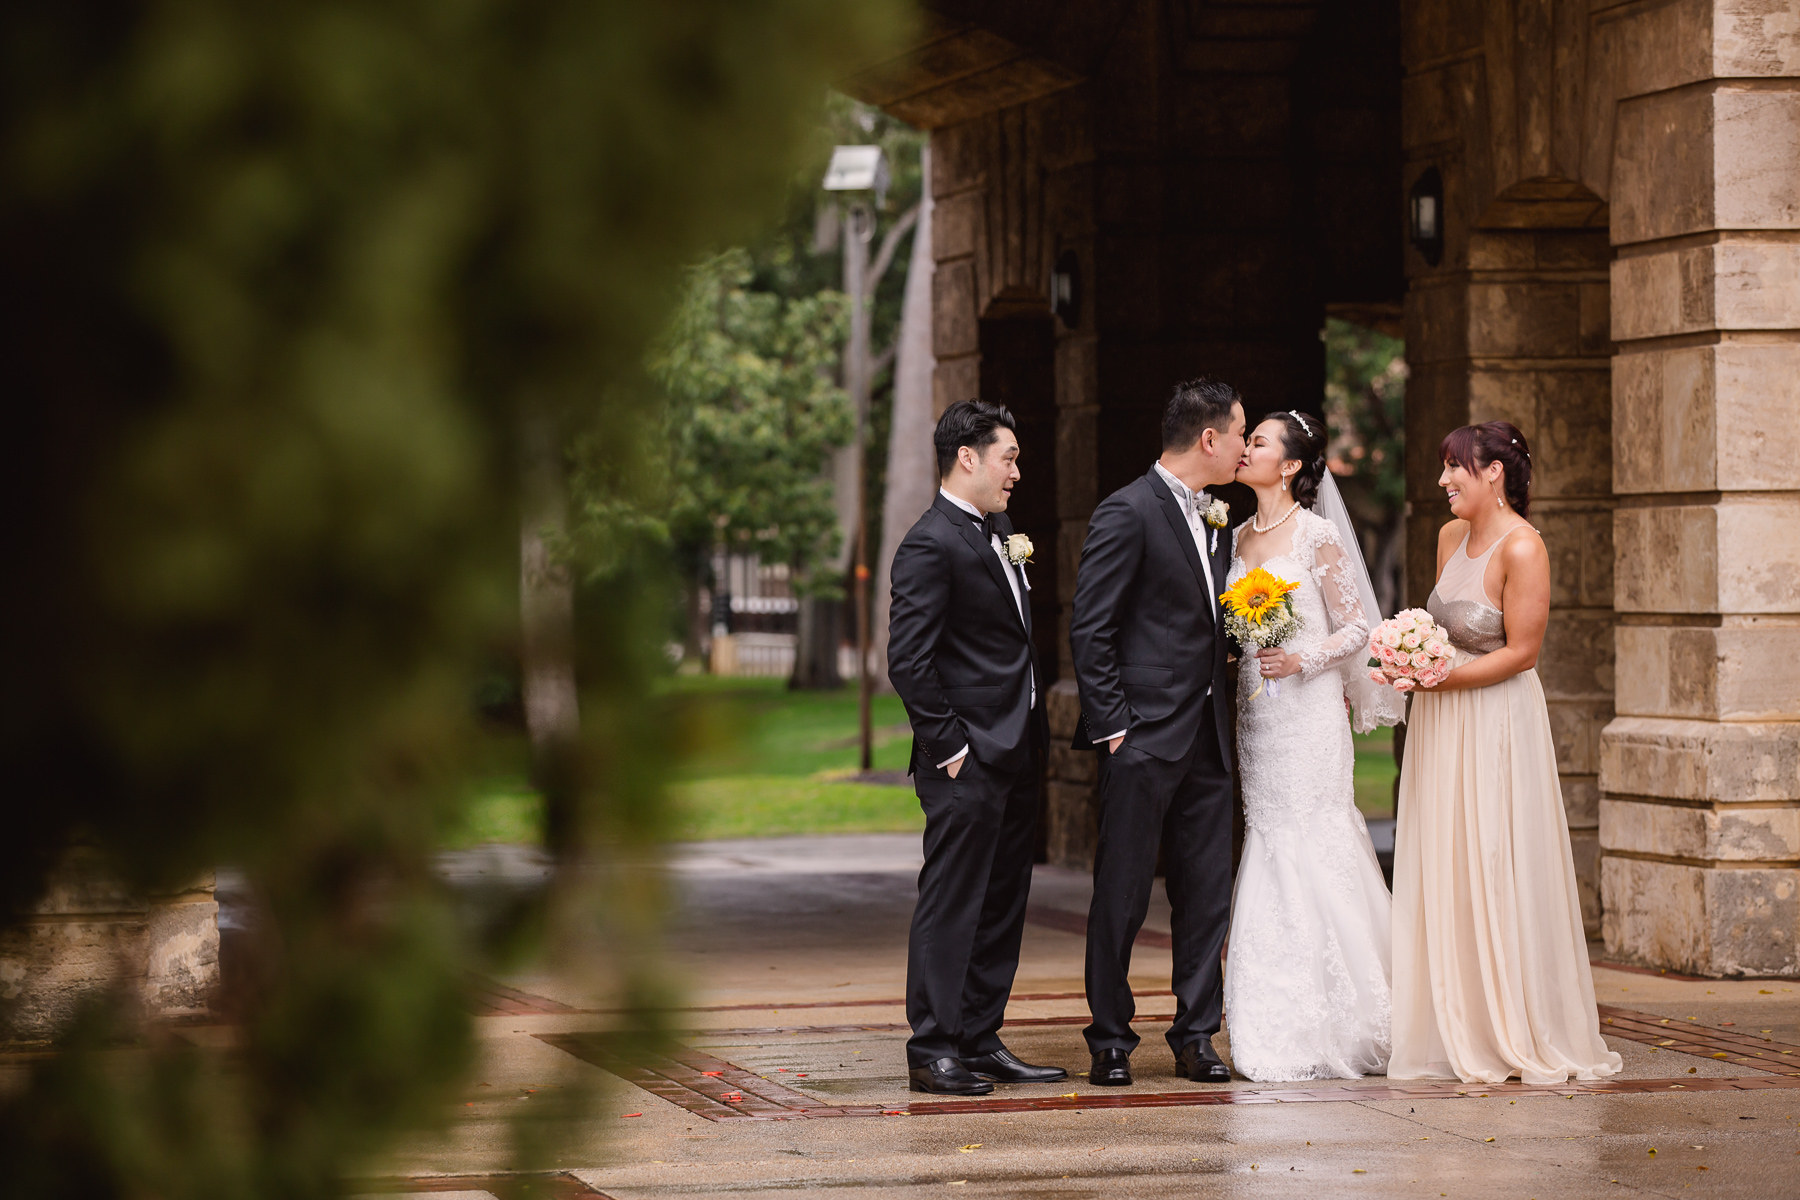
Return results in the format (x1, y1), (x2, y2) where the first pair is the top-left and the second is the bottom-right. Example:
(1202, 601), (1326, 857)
(1496, 495), (1503, 509)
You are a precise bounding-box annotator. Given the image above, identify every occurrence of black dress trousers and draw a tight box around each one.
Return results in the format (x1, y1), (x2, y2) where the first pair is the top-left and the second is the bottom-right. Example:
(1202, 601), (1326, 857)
(1082, 694), (1235, 1057)
(903, 730), (1041, 1067)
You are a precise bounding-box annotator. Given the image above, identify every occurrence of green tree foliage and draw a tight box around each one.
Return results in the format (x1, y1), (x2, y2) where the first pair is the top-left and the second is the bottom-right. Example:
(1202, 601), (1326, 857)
(0, 1), (906, 1195)
(1323, 317), (1409, 612)
(655, 249), (853, 593)
(757, 99), (926, 583)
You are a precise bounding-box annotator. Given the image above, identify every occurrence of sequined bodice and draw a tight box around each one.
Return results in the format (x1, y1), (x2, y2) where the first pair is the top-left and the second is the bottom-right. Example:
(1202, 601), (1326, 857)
(1426, 593), (1507, 655)
(1426, 524), (1525, 656)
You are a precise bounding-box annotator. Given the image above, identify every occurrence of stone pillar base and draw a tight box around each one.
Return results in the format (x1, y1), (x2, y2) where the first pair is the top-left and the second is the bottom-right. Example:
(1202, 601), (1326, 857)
(1044, 679), (1098, 870)
(1599, 716), (1800, 978)
(1601, 857), (1798, 978)
(0, 849), (219, 1042)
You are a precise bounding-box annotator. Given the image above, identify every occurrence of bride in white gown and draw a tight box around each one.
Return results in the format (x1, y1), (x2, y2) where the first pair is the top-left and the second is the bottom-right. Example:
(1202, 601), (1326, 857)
(1220, 412), (1403, 1082)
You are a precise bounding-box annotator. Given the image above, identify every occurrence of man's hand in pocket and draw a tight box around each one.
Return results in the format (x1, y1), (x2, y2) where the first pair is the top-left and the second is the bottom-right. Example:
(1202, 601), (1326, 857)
(947, 757), (964, 779)
(1108, 736), (1124, 754)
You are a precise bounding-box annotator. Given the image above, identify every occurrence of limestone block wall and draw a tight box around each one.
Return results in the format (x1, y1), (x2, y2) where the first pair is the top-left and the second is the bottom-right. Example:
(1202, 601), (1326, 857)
(1598, 0), (1800, 977)
(0, 849), (219, 1041)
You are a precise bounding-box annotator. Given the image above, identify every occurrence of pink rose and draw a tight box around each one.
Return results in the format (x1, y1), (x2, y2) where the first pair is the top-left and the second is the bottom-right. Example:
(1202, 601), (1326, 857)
(1368, 668), (1390, 685)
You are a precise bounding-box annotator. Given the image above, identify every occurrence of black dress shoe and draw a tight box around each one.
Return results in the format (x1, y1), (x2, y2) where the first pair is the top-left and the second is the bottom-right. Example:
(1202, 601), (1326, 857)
(1089, 1048), (1132, 1087)
(908, 1057), (995, 1095)
(1174, 1040), (1231, 1082)
(961, 1048), (1068, 1084)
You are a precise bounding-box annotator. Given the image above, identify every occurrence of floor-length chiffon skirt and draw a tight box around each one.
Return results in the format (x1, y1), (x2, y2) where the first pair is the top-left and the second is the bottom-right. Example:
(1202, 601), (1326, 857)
(1389, 659), (1621, 1085)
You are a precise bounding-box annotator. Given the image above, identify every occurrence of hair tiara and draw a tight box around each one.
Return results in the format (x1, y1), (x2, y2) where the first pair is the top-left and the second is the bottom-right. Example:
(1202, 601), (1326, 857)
(1288, 410), (1314, 437)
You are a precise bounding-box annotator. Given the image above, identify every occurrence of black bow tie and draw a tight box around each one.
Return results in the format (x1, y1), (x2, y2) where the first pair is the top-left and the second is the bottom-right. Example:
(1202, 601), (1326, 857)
(975, 513), (996, 541)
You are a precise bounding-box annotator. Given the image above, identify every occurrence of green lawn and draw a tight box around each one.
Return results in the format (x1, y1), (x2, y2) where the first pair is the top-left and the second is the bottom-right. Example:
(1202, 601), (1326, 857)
(663, 675), (922, 839)
(447, 675), (1400, 846)
(1354, 730), (1398, 819)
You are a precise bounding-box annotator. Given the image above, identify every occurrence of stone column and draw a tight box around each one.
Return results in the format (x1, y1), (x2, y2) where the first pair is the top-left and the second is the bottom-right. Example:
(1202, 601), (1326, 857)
(1599, 6), (1800, 977)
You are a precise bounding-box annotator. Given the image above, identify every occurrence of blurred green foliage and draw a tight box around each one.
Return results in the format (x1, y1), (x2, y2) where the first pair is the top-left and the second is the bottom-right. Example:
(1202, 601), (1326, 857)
(633, 97), (925, 658)
(1323, 317), (1408, 612)
(0, 0), (907, 1195)
(650, 249), (852, 602)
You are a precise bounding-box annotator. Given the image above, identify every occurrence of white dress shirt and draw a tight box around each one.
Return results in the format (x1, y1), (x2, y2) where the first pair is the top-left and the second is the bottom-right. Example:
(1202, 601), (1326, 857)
(1093, 463), (1219, 747)
(936, 487), (1035, 770)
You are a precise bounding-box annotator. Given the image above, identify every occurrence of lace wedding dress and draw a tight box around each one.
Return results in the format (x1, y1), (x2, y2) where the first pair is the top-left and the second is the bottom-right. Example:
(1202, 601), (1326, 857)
(1221, 508), (1394, 1081)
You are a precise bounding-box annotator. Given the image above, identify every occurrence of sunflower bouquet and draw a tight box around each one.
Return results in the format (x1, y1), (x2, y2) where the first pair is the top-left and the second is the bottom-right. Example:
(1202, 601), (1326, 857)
(1219, 567), (1306, 698)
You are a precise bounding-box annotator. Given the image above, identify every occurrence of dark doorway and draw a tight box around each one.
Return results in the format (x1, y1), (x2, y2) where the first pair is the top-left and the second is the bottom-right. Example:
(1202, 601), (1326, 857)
(978, 309), (1060, 690)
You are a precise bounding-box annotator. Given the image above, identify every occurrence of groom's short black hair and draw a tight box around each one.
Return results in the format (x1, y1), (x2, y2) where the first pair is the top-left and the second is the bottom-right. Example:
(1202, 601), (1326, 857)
(1163, 378), (1241, 452)
(935, 399), (1017, 479)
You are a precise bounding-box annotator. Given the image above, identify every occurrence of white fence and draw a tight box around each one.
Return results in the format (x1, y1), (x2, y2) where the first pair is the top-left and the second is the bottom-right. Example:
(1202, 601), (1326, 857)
(707, 634), (867, 682)
(710, 632), (797, 679)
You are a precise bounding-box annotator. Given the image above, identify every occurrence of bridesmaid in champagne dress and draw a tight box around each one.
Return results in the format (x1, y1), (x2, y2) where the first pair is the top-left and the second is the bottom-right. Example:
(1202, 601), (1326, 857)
(1387, 421), (1621, 1086)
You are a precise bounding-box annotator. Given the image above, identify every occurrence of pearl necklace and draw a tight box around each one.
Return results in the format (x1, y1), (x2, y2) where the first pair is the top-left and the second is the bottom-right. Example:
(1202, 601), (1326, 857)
(1251, 499), (1302, 534)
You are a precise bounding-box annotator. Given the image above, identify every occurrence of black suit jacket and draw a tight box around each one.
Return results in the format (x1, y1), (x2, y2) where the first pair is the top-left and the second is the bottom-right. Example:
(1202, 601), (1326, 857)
(887, 493), (1044, 774)
(1069, 467), (1234, 764)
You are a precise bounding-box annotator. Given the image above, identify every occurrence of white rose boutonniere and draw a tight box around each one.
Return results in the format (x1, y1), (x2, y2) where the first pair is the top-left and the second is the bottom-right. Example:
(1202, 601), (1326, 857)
(1201, 496), (1230, 553)
(1004, 533), (1034, 565)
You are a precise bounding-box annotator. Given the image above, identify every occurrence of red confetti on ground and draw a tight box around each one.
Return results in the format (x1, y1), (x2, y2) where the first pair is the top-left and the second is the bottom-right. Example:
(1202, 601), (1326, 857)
(621, 1113), (643, 1119)
(701, 1071), (723, 1076)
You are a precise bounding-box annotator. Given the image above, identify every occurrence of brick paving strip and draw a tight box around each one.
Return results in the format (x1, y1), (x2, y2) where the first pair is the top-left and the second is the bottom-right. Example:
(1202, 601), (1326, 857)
(1599, 1005), (1800, 1075)
(539, 1008), (1800, 1123)
(467, 982), (1175, 1018)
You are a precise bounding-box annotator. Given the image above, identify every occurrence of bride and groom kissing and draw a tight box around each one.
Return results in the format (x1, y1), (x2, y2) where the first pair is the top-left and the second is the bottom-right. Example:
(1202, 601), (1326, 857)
(887, 377), (1621, 1096)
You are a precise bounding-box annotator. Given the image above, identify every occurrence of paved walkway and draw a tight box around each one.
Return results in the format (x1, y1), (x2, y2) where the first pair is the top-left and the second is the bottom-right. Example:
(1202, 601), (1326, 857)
(381, 834), (1800, 1198)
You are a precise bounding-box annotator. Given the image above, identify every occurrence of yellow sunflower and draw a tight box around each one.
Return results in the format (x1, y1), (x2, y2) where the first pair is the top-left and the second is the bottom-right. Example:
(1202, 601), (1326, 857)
(1220, 568), (1300, 623)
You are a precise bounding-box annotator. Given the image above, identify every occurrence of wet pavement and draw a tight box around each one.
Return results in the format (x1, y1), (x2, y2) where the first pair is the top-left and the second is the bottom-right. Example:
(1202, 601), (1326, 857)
(371, 834), (1800, 1198)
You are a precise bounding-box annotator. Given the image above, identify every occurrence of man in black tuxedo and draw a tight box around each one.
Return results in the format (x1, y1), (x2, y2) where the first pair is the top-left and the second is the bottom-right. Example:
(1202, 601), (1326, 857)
(887, 399), (1066, 1096)
(1069, 378), (1247, 1086)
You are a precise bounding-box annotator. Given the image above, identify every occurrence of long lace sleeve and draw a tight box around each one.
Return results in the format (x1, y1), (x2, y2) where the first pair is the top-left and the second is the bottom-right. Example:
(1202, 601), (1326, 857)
(1298, 519), (1373, 682)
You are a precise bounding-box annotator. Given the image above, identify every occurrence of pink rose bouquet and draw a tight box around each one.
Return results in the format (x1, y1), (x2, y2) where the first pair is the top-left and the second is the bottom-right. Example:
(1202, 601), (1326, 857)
(1366, 608), (1454, 692)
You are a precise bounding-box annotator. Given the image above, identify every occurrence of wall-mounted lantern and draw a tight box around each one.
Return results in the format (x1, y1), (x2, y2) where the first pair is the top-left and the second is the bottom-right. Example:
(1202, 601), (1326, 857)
(1409, 166), (1444, 267)
(1051, 249), (1081, 328)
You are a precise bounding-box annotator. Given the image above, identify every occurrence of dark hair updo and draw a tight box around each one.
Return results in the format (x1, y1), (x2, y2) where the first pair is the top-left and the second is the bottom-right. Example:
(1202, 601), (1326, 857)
(1439, 420), (1533, 517)
(1272, 410), (1329, 509)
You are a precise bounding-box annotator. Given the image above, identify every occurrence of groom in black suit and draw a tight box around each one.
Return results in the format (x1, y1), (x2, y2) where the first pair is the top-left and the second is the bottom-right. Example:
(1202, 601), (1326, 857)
(1069, 378), (1247, 1085)
(887, 399), (1066, 1095)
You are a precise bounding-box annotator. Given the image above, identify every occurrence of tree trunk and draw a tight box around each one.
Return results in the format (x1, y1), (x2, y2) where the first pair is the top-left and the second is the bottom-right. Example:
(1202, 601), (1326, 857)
(682, 570), (706, 667)
(874, 139), (936, 692)
(791, 593), (842, 689)
(519, 410), (581, 787)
